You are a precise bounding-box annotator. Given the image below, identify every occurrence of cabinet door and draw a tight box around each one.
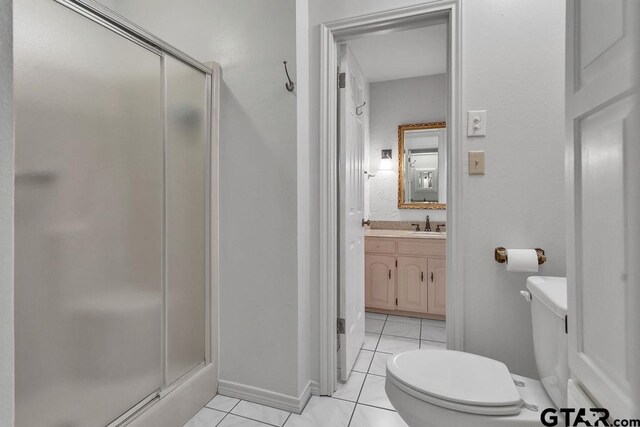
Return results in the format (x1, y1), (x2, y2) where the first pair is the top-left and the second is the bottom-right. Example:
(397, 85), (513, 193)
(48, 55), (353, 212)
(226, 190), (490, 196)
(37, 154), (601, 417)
(365, 255), (396, 310)
(397, 256), (428, 313)
(428, 258), (446, 316)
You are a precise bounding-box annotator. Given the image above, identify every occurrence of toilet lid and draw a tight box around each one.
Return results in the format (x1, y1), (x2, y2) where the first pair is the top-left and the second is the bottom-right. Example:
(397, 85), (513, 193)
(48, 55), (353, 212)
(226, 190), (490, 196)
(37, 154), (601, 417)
(387, 350), (523, 416)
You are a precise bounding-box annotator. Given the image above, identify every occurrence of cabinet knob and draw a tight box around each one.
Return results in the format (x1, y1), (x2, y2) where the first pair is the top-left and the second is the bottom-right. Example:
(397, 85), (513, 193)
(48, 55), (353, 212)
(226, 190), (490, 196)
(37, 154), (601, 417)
(362, 219), (371, 227)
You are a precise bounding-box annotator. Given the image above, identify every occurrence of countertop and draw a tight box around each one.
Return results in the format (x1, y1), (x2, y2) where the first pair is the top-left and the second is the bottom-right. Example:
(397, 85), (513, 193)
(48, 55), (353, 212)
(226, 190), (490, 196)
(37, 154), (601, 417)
(365, 229), (447, 240)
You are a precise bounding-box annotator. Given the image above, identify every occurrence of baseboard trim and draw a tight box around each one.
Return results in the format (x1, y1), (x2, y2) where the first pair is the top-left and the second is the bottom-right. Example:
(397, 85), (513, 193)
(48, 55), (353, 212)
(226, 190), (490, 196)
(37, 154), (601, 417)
(309, 380), (320, 396)
(218, 379), (315, 414)
(128, 364), (217, 427)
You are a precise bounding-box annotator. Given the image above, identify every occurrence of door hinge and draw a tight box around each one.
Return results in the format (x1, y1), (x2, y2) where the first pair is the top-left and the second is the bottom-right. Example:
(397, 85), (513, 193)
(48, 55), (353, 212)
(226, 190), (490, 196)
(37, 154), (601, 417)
(338, 72), (346, 89)
(337, 318), (346, 334)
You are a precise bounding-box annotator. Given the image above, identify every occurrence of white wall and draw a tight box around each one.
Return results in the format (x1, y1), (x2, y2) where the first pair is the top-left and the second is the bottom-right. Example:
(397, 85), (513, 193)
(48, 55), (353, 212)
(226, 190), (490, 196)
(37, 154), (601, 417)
(309, 0), (566, 379)
(368, 74), (447, 222)
(0, 0), (14, 423)
(460, 0), (566, 378)
(104, 0), (310, 401)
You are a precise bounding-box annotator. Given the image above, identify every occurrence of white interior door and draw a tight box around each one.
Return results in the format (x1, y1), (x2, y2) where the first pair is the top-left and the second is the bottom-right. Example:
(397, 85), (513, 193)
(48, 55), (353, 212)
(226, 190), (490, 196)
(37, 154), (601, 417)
(338, 44), (366, 381)
(566, 0), (639, 417)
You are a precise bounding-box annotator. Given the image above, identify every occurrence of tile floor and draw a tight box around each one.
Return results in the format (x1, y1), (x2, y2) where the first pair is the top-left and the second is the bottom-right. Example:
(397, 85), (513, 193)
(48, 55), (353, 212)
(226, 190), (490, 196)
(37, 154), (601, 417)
(184, 312), (446, 427)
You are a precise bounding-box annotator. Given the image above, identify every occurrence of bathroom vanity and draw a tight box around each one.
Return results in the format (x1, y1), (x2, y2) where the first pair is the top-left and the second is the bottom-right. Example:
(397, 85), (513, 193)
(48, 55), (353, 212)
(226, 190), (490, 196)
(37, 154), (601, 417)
(365, 230), (446, 319)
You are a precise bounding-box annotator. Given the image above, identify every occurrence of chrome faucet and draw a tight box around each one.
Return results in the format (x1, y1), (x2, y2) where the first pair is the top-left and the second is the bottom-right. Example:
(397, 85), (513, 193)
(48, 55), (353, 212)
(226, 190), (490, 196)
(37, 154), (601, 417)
(411, 223), (421, 231)
(425, 215), (431, 232)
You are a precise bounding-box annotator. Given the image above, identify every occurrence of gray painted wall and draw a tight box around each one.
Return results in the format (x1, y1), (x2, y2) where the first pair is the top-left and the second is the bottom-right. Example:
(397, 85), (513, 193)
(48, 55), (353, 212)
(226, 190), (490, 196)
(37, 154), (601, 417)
(368, 74), (447, 222)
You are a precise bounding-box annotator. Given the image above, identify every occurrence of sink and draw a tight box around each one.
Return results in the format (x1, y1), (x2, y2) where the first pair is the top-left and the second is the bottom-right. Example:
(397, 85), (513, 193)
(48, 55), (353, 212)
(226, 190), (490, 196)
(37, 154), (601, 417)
(412, 231), (446, 238)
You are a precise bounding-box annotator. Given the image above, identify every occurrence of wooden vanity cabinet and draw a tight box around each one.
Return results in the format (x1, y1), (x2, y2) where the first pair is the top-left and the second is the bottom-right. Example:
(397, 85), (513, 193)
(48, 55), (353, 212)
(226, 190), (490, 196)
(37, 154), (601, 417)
(364, 255), (396, 310)
(427, 258), (446, 315)
(365, 236), (446, 319)
(397, 256), (428, 313)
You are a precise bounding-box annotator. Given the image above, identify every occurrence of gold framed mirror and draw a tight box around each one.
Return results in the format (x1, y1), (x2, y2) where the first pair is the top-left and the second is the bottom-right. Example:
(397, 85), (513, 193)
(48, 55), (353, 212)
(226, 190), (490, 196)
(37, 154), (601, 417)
(398, 121), (447, 209)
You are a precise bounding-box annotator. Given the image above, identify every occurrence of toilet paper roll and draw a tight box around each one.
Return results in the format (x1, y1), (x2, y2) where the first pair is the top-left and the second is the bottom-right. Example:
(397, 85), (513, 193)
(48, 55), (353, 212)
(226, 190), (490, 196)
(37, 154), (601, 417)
(505, 249), (539, 273)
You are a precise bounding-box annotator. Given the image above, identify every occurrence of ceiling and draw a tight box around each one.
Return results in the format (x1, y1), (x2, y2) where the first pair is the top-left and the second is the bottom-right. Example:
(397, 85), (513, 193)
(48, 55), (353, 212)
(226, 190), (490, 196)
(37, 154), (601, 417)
(346, 24), (447, 83)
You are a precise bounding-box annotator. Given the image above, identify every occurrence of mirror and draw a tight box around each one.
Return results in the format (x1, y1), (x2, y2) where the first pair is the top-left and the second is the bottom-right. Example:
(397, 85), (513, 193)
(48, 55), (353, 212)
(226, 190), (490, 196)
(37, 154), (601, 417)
(398, 122), (446, 209)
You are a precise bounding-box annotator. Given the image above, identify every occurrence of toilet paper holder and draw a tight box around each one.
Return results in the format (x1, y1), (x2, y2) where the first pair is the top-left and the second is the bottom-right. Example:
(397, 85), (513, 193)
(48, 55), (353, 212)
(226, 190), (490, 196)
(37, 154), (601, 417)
(495, 247), (546, 265)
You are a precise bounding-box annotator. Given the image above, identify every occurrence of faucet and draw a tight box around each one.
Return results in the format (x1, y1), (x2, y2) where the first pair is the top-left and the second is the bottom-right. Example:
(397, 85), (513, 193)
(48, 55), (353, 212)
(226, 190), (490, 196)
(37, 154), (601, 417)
(411, 223), (421, 231)
(424, 215), (431, 232)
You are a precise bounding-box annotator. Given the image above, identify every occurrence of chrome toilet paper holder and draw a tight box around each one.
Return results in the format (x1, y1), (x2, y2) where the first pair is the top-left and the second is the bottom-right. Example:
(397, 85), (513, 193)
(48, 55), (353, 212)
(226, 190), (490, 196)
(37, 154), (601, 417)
(495, 247), (546, 265)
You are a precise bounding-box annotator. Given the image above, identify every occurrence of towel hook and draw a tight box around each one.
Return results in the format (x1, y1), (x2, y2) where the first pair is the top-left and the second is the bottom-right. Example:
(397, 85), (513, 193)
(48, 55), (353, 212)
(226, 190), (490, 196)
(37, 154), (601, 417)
(356, 101), (366, 116)
(283, 61), (295, 92)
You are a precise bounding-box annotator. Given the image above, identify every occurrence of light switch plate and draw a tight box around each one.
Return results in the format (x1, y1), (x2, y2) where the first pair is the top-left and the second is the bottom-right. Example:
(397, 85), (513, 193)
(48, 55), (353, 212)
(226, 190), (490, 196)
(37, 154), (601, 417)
(467, 110), (487, 137)
(468, 151), (485, 175)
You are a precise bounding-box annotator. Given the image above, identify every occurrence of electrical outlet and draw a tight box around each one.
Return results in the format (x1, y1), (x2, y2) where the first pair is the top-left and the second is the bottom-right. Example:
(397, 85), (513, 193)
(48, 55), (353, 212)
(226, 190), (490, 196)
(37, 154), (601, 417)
(467, 110), (487, 137)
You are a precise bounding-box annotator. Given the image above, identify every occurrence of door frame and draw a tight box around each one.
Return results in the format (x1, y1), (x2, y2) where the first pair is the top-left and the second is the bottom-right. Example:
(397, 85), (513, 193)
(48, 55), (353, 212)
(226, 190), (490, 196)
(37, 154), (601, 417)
(319, 0), (463, 395)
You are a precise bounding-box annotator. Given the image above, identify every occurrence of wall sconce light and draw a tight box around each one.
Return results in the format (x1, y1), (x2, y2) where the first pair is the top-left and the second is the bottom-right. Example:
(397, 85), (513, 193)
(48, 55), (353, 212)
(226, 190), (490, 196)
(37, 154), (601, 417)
(365, 149), (393, 179)
(378, 149), (393, 171)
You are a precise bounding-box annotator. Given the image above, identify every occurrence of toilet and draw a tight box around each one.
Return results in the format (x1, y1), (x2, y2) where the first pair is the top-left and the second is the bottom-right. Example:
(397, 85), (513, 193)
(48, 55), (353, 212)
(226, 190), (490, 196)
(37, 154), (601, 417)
(385, 276), (567, 427)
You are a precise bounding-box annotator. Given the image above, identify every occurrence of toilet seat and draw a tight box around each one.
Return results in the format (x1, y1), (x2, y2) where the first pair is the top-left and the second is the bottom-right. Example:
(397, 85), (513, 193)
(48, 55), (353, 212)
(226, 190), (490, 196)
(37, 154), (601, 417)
(387, 350), (524, 416)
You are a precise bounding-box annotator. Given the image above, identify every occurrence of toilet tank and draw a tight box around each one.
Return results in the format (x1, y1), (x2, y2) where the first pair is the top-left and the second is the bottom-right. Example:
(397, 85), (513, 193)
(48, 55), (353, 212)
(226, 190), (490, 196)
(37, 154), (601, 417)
(526, 276), (568, 408)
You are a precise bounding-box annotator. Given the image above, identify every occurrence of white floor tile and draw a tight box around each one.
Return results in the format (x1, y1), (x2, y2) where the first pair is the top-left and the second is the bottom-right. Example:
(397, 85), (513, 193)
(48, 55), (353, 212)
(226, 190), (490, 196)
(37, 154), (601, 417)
(421, 340), (447, 350)
(421, 318), (446, 328)
(376, 335), (419, 354)
(284, 397), (353, 427)
(206, 395), (240, 412)
(368, 352), (391, 377)
(421, 325), (446, 342)
(362, 333), (380, 351)
(349, 405), (408, 427)
(218, 414), (272, 427)
(231, 401), (290, 426)
(364, 319), (385, 334)
(358, 375), (394, 410)
(386, 315), (421, 325)
(333, 371), (366, 402)
(382, 321), (420, 339)
(365, 312), (387, 321)
(183, 407), (227, 427)
(353, 350), (374, 373)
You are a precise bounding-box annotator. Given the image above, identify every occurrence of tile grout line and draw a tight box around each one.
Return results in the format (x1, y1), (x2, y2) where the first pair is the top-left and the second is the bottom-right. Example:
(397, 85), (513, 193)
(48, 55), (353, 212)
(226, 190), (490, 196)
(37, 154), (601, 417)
(282, 412), (292, 426)
(349, 312), (387, 427)
(226, 411), (285, 427)
(214, 409), (230, 427)
(357, 401), (399, 413)
(347, 371), (368, 427)
(372, 314), (386, 353)
(211, 398), (288, 427)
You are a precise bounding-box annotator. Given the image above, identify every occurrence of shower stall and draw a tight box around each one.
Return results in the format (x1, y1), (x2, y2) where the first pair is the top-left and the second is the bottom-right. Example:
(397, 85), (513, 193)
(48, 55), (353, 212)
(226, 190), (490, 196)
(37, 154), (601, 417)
(13, 0), (218, 425)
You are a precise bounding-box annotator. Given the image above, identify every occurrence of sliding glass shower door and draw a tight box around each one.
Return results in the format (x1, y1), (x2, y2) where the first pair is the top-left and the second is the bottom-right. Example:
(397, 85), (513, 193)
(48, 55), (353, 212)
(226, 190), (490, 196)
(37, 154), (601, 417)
(13, 0), (208, 425)
(165, 56), (208, 385)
